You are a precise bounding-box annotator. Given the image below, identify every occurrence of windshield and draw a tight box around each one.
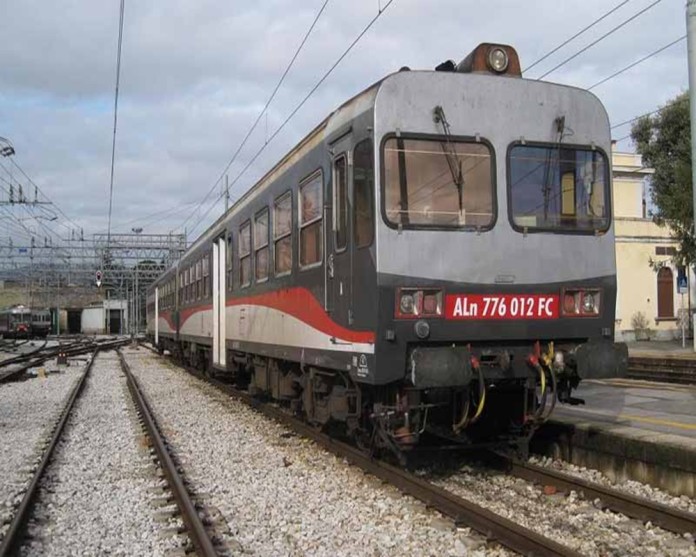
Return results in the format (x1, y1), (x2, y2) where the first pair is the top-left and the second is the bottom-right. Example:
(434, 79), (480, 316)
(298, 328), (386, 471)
(383, 136), (494, 229)
(508, 144), (609, 233)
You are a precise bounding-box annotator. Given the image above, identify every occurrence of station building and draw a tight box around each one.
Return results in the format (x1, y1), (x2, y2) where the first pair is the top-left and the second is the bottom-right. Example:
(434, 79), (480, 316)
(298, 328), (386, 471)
(611, 147), (692, 342)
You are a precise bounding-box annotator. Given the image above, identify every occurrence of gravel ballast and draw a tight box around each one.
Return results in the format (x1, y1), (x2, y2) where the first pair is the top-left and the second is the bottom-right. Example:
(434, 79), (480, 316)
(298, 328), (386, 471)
(0, 359), (80, 541)
(19, 352), (178, 556)
(125, 350), (507, 557)
(431, 462), (696, 556)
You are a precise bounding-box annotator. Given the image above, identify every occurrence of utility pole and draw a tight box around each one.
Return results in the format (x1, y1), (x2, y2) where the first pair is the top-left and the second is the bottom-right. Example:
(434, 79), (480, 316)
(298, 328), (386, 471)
(225, 174), (230, 212)
(688, 0), (696, 350)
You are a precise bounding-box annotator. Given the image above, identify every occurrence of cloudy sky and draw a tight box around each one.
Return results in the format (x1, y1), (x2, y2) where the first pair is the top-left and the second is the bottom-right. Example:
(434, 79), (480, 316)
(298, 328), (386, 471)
(0, 0), (688, 247)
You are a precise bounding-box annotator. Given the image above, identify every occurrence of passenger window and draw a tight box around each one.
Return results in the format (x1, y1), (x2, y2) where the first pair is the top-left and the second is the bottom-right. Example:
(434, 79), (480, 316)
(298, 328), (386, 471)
(274, 192), (292, 275)
(299, 171), (323, 267)
(354, 139), (374, 248)
(239, 221), (252, 287)
(227, 232), (234, 291)
(196, 261), (201, 299)
(255, 209), (269, 282)
(202, 255), (209, 298)
(333, 155), (348, 251)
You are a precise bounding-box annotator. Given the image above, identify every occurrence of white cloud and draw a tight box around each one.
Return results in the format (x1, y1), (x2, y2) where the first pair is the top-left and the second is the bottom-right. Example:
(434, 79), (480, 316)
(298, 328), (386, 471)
(0, 0), (687, 243)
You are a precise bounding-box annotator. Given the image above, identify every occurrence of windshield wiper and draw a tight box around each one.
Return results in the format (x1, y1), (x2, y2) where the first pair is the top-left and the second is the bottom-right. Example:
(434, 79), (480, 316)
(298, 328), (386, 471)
(433, 106), (464, 213)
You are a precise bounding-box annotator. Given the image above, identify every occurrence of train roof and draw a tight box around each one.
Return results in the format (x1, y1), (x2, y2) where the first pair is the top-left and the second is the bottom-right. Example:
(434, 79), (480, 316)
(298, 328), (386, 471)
(180, 76), (386, 261)
(155, 42), (608, 290)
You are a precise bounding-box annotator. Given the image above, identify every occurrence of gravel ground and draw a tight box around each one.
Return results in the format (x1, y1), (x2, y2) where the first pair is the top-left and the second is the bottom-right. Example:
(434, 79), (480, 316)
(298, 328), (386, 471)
(125, 349), (509, 557)
(19, 352), (181, 556)
(0, 359), (81, 541)
(528, 455), (696, 515)
(430, 461), (696, 556)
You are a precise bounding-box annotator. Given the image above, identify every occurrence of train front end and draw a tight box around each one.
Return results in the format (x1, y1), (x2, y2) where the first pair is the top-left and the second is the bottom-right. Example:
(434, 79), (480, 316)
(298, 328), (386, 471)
(369, 44), (627, 453)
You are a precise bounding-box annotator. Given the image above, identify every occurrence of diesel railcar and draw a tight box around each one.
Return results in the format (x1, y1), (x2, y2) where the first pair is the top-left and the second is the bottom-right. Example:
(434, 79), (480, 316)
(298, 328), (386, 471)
(147, 43), (627, 457)
(0, 305), (32, 338)
(30, 309), (51, 338)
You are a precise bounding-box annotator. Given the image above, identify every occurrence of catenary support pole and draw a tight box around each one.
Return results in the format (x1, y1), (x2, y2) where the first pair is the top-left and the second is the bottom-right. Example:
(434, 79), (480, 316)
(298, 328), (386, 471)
(687, 0), (696, 351)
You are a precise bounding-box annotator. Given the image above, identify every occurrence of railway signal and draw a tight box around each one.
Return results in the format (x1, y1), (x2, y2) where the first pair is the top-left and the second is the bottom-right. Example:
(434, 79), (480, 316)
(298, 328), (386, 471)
(96, 270), (102, 288)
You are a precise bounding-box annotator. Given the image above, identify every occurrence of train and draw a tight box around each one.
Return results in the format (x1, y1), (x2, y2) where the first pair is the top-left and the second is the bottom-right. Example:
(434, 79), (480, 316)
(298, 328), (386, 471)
(30, 309), (52, 338)
(0, 306), (32, 338)
(146, 42), (628, 459)
(0, 306), (52, 339)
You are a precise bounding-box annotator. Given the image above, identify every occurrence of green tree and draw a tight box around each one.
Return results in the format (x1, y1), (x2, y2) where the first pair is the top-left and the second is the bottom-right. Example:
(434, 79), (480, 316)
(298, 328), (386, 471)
(631, 92), (692, 265)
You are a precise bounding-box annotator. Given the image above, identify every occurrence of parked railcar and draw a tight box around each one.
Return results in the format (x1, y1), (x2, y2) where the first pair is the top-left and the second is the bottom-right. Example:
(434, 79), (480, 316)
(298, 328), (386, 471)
(0, 305), (32, 338)
(30, 308), (51, 338)
(147, 43), (627, 459)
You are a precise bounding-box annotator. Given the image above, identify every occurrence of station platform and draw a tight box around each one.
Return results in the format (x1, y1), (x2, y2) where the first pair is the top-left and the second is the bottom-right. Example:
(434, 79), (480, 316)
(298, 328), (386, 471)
(534, 373), (696, 497)
(627, 339), (696, 360)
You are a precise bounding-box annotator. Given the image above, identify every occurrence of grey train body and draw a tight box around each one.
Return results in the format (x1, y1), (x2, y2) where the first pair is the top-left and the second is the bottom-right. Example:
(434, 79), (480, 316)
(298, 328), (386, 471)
(147, 44), (627, 455)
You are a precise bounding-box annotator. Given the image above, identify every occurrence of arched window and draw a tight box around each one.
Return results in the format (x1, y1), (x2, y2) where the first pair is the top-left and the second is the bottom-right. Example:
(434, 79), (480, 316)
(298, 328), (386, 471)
(657, 267), (674, 318)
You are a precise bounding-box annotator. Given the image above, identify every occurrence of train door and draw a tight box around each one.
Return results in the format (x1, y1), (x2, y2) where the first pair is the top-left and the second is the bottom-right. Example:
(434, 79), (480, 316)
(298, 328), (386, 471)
(328, 136), (353, 324)
(212, 236), (227, 369)
(154, 286), (159, 345)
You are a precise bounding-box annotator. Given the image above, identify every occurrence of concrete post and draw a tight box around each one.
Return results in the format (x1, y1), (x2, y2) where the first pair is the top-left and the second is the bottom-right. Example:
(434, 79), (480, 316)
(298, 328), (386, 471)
(687, 1), (696, 350)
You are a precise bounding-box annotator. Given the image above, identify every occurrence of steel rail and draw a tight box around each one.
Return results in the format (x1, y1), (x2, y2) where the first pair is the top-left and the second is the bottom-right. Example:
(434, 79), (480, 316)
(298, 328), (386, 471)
(0, 340), (49, 367)
(501, 457), (696, 536)
(171, 361), (580, 557)
(118, 350), (219, 557)
(0, 349), (99, 557)
(0, 338), (130, 383)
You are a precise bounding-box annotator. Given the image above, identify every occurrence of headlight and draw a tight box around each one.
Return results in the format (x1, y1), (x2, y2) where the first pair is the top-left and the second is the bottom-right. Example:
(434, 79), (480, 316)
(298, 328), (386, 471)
(400, 294), (415, 315)
(487, 47), (509, 73)
(396, 288), (443, 318)
(582, 293), (595, 313)
(562, 288), (601, 316)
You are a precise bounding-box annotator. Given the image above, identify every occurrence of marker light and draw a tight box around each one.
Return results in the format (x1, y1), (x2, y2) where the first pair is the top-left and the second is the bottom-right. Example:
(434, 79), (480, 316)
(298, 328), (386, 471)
(396, 288), (443, 319)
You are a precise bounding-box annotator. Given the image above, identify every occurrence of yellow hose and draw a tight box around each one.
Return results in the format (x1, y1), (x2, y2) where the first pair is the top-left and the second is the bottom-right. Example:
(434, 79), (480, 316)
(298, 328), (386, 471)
(470, 365), (486, 424)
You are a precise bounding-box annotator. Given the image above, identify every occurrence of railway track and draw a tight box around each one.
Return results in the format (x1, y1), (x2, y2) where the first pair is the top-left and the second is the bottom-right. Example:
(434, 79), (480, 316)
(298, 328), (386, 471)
(0, 337), (130, 383)
(0, 349), (98, 556)
(118, 350), (219, 557)
(144, 353), (572, 556)
(628, 356), (696, 384)
(495, 455), (696, 537)
(0, 347), (221, 556)
(141, 344), (696, 555)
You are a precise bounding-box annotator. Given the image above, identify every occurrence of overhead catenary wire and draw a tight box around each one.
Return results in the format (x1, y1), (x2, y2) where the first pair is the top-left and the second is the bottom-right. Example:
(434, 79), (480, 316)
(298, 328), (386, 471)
(177, 0), (332, 235)
(524, 0), (634, 73)
(106, 0), (126, 253)
(611, 95), (689, 129)
(0, 157), (79, 232)
(185, 0), (397, 239)
(588, 35), (685, 90)
(536, 0), (663, 80)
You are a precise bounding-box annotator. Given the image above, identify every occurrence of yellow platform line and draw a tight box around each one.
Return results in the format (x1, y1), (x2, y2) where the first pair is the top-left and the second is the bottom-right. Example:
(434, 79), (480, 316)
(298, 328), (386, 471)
(557, 406), (696, 432)
(617, 414), (696, 431)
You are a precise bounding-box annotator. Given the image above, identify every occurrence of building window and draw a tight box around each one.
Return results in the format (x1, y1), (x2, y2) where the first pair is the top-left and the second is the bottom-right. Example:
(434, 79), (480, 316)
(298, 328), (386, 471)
(655, 246), (677, 256)
(274, 192), (292, 275)
(240, 221), (251, 287)
(300, 171), (323, 267)
(354, 139), (374, 248)
(657, 267), (674, 318)
(255, 209), (269, 282)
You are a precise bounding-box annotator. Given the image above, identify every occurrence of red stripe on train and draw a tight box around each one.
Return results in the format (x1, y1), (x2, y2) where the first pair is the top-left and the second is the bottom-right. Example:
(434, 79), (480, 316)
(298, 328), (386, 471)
(159, 287), (375, 345)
